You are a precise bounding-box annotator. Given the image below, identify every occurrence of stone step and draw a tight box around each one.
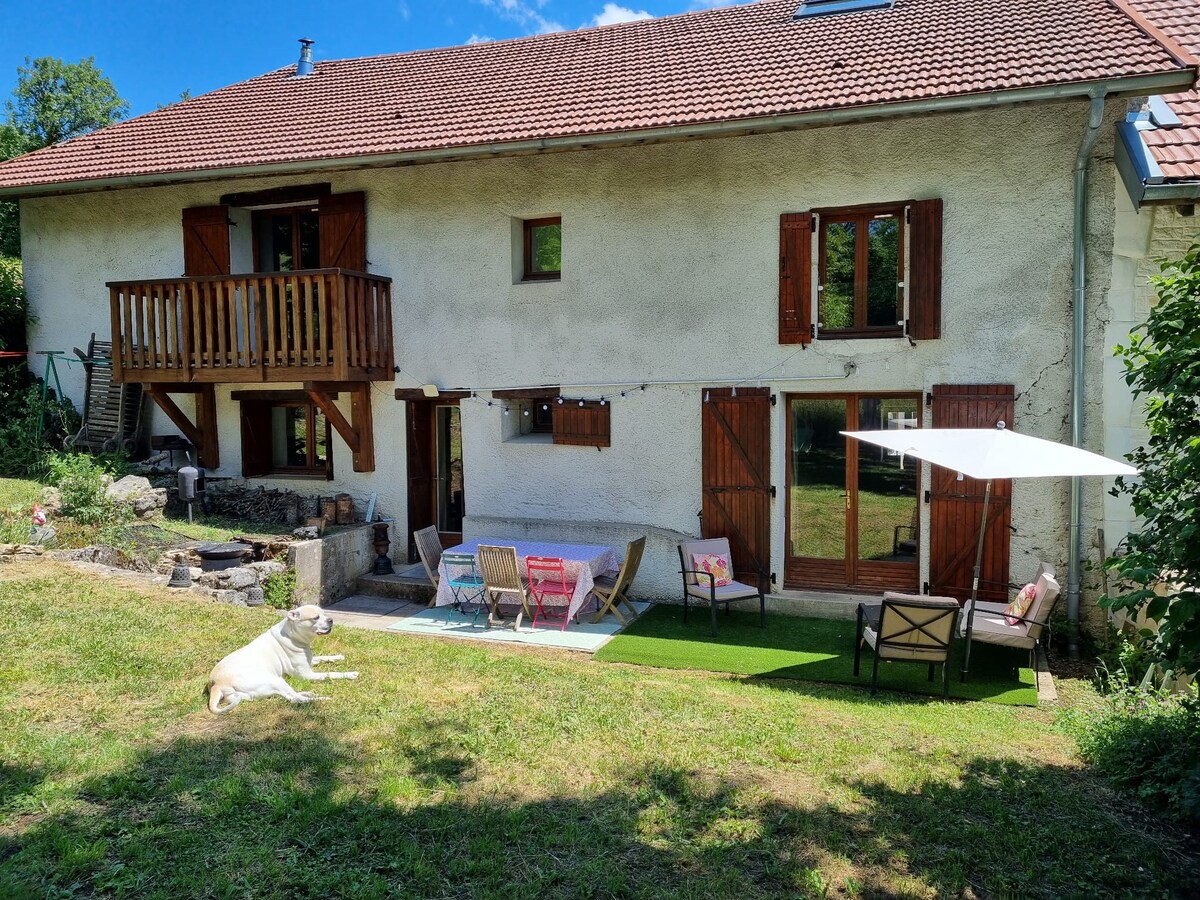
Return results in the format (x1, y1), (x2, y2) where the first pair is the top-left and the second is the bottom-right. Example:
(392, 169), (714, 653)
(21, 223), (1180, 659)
(356, 571), (436, 603)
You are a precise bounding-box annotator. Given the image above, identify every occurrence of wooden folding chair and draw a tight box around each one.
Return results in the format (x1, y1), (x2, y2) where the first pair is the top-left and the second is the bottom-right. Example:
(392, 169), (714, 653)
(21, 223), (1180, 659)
(591, 536), (645, 624)
(476, 545), (534, 629)
(413, 525), (443, 608)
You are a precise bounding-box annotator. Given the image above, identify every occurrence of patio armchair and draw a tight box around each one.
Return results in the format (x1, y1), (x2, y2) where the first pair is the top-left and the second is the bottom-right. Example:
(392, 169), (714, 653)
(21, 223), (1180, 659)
(525, 556), (577, 631)
(442, 552), (487, 627)
(960, 569), (1061, 667)
(591, 536), (646, 624)
(413, 525), (443, 607)
(854, 592), (960, 697)
(476, 544), (534, 629)
(678, 538), (766, 637)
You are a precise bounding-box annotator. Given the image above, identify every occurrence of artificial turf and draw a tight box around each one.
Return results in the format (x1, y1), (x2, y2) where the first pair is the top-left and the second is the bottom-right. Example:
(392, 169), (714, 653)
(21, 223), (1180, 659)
(596, 604), (1038, 705)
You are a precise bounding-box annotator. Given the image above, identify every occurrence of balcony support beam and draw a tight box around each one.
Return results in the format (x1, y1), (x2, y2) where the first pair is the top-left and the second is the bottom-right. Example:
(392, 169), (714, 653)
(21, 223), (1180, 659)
(144, 383), (219, 469)
(305, 381), (374, 473)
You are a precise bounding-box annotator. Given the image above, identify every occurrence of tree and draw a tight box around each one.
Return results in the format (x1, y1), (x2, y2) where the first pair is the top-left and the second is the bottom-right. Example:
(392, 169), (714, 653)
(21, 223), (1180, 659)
(0, 57), (128, 257)
(6, 56), (128, 147)
(1103, 243), (1200, 676)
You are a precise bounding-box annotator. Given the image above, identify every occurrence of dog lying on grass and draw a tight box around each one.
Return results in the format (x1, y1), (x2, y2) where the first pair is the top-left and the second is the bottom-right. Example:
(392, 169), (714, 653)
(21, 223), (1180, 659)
(207, 604), (359, 714)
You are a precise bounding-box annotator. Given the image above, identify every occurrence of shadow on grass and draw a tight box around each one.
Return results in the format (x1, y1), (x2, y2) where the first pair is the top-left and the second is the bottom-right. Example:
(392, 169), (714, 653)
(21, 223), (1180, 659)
(1, 719), (1195, 899)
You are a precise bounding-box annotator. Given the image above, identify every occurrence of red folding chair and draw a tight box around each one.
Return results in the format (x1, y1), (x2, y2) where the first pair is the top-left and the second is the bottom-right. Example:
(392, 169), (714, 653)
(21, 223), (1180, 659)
(525, 556), (577, 631)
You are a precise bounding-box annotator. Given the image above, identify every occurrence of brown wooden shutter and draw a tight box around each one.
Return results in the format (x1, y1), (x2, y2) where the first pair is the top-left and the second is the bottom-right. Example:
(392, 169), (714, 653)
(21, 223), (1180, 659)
(182, 205), (231, 276)
(701, 387), (771, 587)
(908, 198), (943, 340)
(779, 213), (813, 344)
(239, 401), (272, 477)
(553, 401), (611, 447)
(928, 384), (1014, 603)
(319, 192), (367, 271)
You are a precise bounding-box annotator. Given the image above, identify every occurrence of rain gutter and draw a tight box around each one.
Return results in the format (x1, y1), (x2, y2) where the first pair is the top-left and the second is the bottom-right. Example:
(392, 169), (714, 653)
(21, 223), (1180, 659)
(0, 71), (1193, 200)
(1067, 93), (1107, 656)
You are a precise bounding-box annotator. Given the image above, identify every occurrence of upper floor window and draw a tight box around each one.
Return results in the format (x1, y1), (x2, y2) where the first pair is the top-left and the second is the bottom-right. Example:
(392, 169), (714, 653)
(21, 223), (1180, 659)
(254, 207), (320, 272)
(779, 198), (942, 344)
(818, 203), (904, 336)
(523, 216), (561, 281)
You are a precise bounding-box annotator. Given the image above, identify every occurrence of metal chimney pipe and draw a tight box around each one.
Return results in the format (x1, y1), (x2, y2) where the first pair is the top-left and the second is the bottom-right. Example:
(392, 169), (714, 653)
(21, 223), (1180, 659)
(296, 38), (315, 77)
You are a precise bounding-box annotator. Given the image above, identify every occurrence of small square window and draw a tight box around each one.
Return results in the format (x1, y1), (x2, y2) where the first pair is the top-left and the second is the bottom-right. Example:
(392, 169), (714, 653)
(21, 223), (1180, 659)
(523, 217), (561, 281)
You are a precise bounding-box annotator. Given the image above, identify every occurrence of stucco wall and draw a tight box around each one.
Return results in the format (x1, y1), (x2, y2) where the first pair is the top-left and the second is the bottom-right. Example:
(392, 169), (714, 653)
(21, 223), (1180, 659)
(20, 99), (1127, 624)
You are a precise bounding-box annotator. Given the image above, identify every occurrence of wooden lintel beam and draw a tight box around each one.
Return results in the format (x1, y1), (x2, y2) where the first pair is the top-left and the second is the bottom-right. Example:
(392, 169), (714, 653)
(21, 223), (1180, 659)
(392, 388), (471, 401)
(144, 383), (219, 469)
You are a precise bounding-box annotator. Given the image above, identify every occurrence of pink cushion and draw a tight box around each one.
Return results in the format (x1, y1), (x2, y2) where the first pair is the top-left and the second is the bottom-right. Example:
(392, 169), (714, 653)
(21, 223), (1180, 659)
(692, 552), (733, 587)
(1004, 583), (1037, 626)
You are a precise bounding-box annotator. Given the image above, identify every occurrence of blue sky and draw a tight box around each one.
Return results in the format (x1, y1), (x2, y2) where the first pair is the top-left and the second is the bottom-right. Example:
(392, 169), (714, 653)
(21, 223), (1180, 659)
(0, 0), (738, 117)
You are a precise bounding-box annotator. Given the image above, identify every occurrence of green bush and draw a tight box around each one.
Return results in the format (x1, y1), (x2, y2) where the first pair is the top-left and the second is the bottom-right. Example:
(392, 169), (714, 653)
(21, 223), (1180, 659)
(45, 452), (129, 526)
(1063, 683), (1200, 826)
(0, 383), (81, 479)
(262, 568), (298, 610)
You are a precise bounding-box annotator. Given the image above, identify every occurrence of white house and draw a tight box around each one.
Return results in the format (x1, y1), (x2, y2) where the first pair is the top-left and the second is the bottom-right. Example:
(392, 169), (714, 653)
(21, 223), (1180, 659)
(0, 0), (1196, 634)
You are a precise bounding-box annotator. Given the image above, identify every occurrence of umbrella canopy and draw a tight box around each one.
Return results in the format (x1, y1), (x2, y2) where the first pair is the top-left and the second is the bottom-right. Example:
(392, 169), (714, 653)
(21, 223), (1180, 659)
(839, 427), (1137, 480)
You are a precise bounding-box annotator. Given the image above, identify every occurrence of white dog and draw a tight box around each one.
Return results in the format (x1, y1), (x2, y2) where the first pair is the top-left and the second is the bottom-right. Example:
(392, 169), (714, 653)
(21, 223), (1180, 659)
(207, 604), (359, 714)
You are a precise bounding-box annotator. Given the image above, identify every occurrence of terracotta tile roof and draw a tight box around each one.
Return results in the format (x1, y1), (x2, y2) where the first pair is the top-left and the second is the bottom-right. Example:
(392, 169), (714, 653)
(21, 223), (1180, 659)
(1126, 0), (1200, 181)
(0, 0), (1194, 194)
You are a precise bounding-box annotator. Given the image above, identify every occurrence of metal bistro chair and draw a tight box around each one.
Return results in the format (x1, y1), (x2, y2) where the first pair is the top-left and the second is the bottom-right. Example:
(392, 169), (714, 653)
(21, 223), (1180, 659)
(413, 525), (443, 608)
(591, 536), (646, 624)
(854, 592), (960, 698)
(525, 556), (577, 631)
(476, 545), (534, 629)
(442, 552), (487, 627)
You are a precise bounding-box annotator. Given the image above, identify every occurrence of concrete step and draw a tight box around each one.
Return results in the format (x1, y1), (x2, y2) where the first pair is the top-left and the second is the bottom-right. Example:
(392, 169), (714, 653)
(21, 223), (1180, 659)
(356, 571), (436, 603)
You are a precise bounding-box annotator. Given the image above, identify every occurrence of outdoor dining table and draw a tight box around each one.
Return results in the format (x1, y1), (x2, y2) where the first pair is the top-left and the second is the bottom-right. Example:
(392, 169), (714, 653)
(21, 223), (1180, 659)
(435, 538), (621, 622)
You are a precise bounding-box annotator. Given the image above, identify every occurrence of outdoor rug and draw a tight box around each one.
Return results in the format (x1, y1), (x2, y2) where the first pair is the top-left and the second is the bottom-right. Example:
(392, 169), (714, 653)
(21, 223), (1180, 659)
(595, 605), (1037, 705)
(386, 602), (652, 653)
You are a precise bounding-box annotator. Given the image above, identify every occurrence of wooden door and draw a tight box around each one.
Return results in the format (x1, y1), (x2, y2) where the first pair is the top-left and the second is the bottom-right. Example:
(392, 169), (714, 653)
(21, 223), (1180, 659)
(405, 399), (464, 561)
(928, 384), (1014, 602)
(701, 387), (771, 587)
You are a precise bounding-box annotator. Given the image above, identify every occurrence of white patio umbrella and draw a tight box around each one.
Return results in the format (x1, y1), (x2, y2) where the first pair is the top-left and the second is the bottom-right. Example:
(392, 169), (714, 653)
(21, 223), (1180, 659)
(840, 424), (1137, 680)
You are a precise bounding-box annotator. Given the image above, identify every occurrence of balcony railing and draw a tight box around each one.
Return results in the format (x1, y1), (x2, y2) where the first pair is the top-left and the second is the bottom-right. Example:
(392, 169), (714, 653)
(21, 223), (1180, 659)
(107, 269), (393, 384)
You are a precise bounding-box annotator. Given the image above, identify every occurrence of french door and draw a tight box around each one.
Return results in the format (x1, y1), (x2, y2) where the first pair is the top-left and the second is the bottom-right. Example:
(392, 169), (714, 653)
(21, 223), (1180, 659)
(785, 393), (921, 592)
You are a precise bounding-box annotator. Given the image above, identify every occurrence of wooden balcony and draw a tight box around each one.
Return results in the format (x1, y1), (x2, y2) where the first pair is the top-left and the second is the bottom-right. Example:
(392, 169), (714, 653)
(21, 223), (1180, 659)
(107, 269), (393, 384)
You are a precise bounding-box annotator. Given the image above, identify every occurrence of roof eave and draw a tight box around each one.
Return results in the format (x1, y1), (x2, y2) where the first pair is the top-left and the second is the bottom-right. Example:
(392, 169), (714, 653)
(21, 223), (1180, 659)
(1116, 117), (1200, 209)
(1, 68), (1195, 200)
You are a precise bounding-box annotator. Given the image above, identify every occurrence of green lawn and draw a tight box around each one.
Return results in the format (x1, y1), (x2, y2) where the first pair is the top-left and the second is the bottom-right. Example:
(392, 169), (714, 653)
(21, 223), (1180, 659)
(0, 562), (1195, 898)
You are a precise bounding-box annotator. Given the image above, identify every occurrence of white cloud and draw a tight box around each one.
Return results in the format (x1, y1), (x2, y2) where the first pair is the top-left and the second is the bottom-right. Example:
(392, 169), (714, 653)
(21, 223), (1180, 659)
(397, 1), (410, 20)
(466, 33), (495, 43)
(590, 3), (653, 26)
(479, 0), (564, 35)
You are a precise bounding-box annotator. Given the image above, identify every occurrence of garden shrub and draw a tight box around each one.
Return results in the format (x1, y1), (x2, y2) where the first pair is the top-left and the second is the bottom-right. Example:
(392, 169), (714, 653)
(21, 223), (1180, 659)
(262, 568), (298, 610)
(45, 452), (129, 526)
(1064, 683), (1200, 826)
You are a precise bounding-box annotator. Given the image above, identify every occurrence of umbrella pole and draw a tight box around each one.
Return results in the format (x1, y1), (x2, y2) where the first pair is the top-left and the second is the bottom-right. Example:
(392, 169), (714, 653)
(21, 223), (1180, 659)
(961, 478), (993, 682)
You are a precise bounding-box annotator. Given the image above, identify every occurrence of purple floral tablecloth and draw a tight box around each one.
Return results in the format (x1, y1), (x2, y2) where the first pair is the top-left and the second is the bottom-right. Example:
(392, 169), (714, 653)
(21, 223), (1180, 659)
(435, 538), (620, 621)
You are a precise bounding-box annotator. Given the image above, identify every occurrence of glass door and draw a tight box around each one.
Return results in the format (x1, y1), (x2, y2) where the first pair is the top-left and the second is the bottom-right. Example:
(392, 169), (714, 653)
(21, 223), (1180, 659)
(786, 394), (920, 591)
(435, 405), (464, 540)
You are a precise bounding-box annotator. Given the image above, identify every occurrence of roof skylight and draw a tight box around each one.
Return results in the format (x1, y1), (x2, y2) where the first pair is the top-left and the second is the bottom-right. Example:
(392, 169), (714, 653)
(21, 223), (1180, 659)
(795, 0), (894, 18)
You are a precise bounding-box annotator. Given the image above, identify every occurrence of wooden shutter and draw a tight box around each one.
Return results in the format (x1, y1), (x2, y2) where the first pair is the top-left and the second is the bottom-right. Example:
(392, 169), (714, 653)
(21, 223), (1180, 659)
(908, 198), (943, 340)
(779, 213), (813, 344)
(319, 192), (367, 271)
(928, 384), (1014, 603)
(701, 387), (771, 587)
(182, 205), (231, 276)
(239, 401), (272, 478)
(553, 402), (610, 447)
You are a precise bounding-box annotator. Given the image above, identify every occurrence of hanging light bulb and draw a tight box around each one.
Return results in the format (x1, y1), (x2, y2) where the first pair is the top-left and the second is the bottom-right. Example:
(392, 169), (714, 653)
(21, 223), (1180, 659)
(503, 407), (509, 416)
(578, 399), (585, 407)
(522, 409), (530, 417)
(600, 398), (606, 406)
(557, 397), (564, 405)
(542, 404), (549, 411)
(731, 385), (738, 398)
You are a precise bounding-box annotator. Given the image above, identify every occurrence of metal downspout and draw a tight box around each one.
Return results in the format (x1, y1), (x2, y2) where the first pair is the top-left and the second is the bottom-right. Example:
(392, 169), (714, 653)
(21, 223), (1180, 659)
(1068, 93), (1106, 656)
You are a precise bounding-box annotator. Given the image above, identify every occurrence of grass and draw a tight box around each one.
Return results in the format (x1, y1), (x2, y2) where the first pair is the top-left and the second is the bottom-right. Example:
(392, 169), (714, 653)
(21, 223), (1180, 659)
(0, 561), (1196, 898)
(596, 606), (1036, 706)
(0, 478), (41, 512)
(158, 512), (296, 544)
